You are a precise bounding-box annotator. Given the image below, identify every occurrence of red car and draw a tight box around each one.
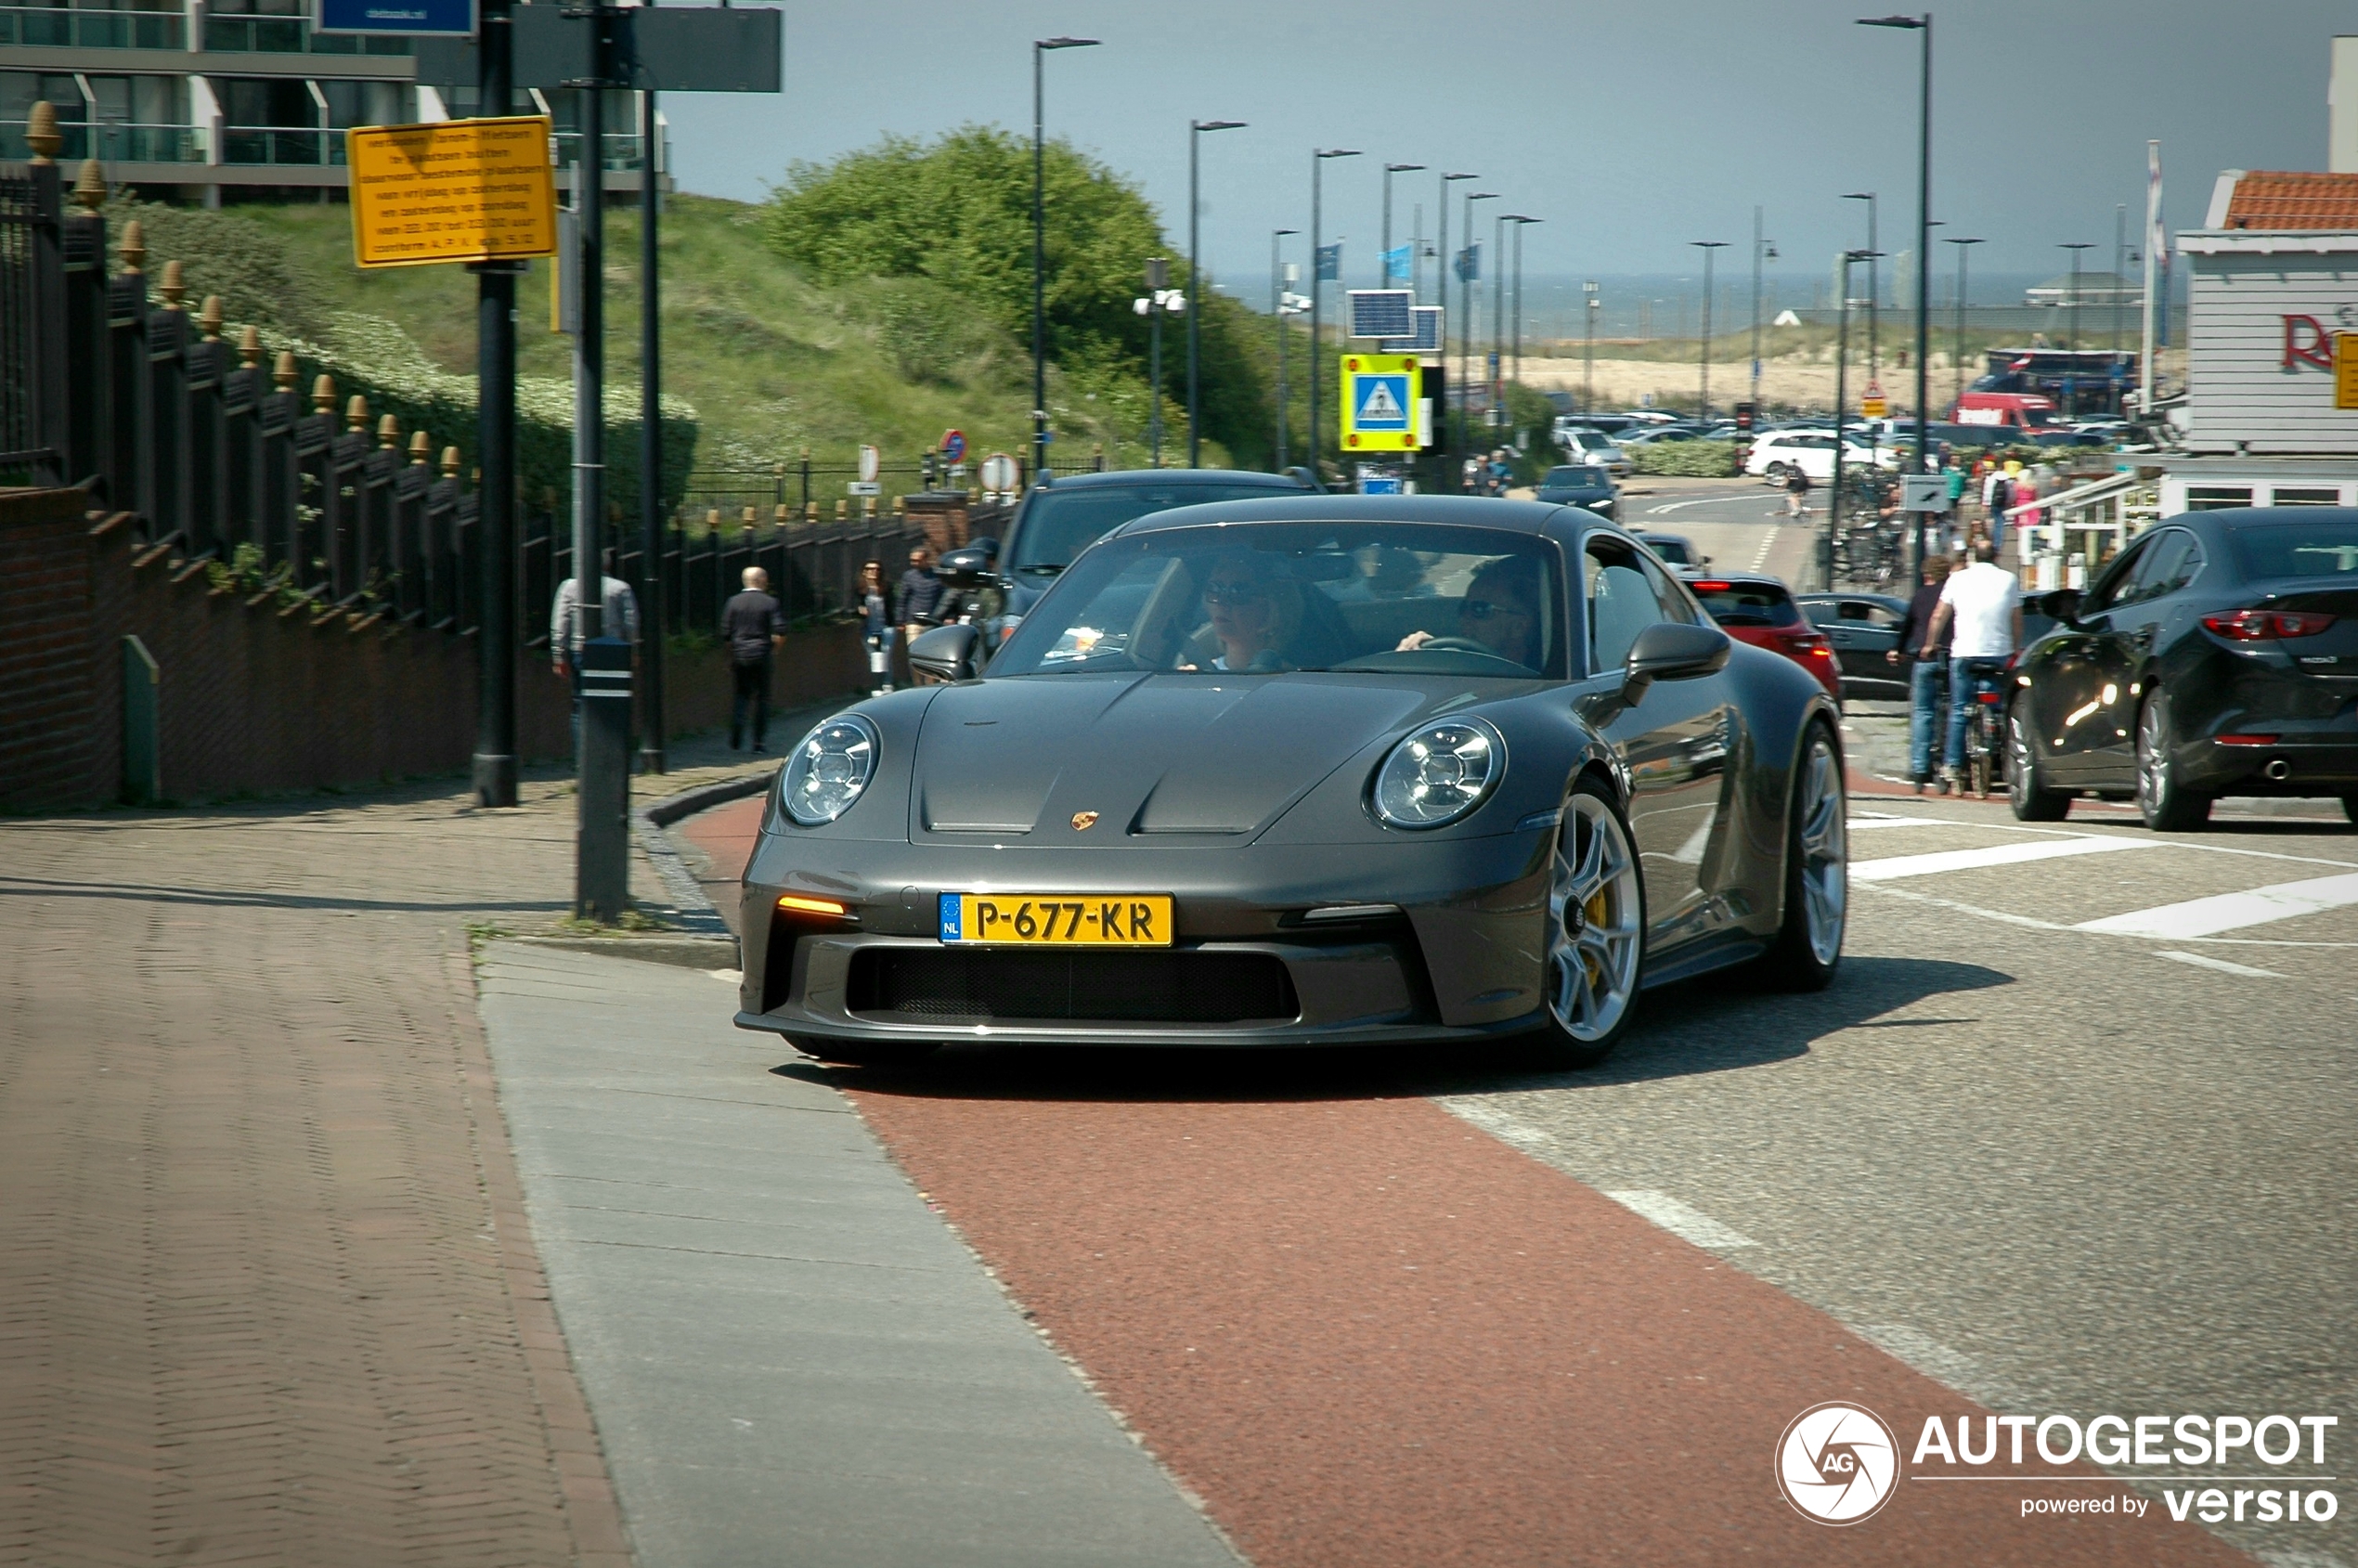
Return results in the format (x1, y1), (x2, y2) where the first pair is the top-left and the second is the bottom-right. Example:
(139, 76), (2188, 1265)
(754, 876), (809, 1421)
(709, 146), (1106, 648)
(1687, 576), (1844, 703)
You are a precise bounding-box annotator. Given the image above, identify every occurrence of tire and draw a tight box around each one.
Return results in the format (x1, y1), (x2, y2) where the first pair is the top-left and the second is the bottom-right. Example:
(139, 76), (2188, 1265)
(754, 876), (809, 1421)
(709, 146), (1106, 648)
(1526, 778), (1648, 1069)
(789, 1037), (939, 1069)
(2134, 688), (2212, 832)
(2006, 701), (2072, 821)
(1755, 719), (1846, 991)
(2342, 795), (2358, 826)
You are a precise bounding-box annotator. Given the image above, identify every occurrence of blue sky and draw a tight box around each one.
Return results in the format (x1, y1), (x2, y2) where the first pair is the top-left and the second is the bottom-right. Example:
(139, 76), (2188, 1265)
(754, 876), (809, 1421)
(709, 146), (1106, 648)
(663, 0), (2344, 294)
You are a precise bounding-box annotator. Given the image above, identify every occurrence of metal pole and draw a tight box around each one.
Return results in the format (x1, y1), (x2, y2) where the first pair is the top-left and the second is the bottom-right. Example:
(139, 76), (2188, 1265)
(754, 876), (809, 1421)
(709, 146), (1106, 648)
(1948, 237), (1980, 408)
(1490, 211), (1504, 434)
(1461, 189), (1496, 460)
(1271, 229), (1285, 468)
(1584, 280), (1598, 412)
(1381, 166), (1392, 291)
(470, 0), (518, 808)
(1149, 277), (1163, 466)
(2140, 139), (2160, 419)
(2061, 240), (2092, 419)
(573, 4), (628, 922)
(1031, 45), (1046, 481)
(1511, 219), (1526, 382)
(1830, 253), (1852, 593)
(1910, 13), (1931, 586)
(1751, 205), (1764, 413)
(1187, 128), (1198, 466)
(1310, 151), (1322, 484)
(1692, 240), (1727, 421)
(635, 28), (665, 774)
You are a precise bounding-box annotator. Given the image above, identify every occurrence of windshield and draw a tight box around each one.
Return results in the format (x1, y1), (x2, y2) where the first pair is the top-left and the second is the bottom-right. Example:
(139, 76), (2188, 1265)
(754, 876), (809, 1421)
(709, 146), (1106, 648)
(2230, 520), (2358, 579)
(1544, 466), (1605, 487)
(1642, 538), (1693, 564)
(1007, 482), (1301, 575)
(990, 521), (1568, 680)
(1690, 580), (1800, 628)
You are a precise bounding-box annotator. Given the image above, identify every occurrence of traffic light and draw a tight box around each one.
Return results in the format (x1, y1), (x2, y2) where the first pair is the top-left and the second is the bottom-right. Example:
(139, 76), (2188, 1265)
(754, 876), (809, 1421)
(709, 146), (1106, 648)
(1734, 401), (1757, 432)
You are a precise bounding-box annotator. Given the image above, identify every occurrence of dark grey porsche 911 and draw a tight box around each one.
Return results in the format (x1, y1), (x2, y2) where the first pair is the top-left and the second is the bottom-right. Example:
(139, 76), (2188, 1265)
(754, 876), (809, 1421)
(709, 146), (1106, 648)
(733, 496), (1846, 1069)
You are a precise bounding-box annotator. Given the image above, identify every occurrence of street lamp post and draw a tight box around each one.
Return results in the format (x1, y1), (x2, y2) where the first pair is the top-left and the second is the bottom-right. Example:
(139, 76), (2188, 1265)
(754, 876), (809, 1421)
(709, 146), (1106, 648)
(2060, 240), (2094, 417)
(1459, 188), (1498, 461)
(1827, 249), (1879, 591)
(1840, 191), (1880, 382)
(1944, 235), (1982, 407)
(1508, 215), (1539, 383)
(1381, 162), (1423, 291)
(1584, 280), (1599, 412)
(1438, 172), (1477, 473)
(1859, 11), (1931, 580)
(1751, 209), (1777, 414)
(1137, 257), (1174, 466)
(1031, 36), (1099, 484)
(1691, 240), (1728, 421)
(1187, 117), (1244, 468)
(1272, 227), (1296, 468)
(1490, 210), (1508, 434)
(1307, 147), (1362, 486)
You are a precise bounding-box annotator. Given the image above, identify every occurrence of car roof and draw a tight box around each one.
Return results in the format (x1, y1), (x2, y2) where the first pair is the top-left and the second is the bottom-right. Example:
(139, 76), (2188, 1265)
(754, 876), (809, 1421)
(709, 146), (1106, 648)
(1686, 570), (1794, 590)
(1110, 493), (1566, 538)
(1794, 590), (1910, 608)
(1636, 530), (1693, 543)
(1030, 466), (1312, 494)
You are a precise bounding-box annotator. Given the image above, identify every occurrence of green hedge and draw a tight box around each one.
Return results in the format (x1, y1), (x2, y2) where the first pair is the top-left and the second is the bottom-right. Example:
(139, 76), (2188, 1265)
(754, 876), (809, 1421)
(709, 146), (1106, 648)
(1628, 439), (1740, 478)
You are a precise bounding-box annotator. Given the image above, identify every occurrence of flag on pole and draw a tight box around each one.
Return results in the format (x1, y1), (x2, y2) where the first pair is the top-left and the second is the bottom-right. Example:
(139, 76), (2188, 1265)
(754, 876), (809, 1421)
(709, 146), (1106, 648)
(1454, 242), (1481, 283)
(2146, 140), (2169, 350)
(1315, 243), (1342, 281)
(1381, 243), (1412, 282)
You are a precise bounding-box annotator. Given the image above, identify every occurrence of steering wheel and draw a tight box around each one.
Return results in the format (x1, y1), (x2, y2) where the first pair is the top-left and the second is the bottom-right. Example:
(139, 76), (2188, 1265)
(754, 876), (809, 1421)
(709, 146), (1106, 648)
(1413, 636), (1496, 654)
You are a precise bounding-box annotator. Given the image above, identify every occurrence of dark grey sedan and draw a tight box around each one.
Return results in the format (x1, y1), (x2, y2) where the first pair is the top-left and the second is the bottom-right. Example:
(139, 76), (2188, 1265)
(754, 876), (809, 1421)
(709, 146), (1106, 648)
(734, 498), (1846, 1072)
(1533, 463), (1618, 517)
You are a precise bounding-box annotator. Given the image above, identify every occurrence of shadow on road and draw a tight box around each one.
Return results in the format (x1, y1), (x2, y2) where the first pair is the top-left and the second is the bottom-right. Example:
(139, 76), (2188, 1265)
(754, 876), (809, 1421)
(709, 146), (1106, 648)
(775, 954), (2013, 1106)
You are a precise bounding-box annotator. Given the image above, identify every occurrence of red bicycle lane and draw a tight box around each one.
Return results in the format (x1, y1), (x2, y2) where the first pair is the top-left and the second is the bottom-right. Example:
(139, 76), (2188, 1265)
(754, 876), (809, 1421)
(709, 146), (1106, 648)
(681, 797), (2249, 1568)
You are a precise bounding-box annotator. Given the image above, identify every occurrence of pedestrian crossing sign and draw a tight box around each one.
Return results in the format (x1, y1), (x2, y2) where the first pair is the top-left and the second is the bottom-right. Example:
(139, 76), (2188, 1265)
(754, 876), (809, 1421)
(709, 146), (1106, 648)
(1341, 354), (1420, 451)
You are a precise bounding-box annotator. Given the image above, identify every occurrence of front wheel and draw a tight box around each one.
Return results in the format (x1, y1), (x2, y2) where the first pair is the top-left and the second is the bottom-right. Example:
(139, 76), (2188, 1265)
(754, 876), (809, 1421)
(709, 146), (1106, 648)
(2006, 702), (2072, 820)
(1754, 720), (1846, 991)
(1528, 780), (1648, 1069)
(2135, 689), (2212, 832)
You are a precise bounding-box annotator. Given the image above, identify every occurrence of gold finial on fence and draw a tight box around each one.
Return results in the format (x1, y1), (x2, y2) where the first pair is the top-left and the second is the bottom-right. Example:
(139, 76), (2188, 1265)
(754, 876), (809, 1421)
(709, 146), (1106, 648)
(441, 445), (461, 478)
(705, 508), (720, 528)
(836, 499), (848, 522)
(773, 460), (785, 478)
(71, 159), (105, 212)
(804, 501), (817, 523)
(198, 295), (224, 341)
(118, 219), (146, 276)
(408, 430), (431, 465)
(239, 324), (262, 369)
(376, 413), (399, 449)
(740, 505), (757, 528)
(343, 394), (369, 433)
(773, 503), (790, 525)
(25, 101), (61, 165)
(310, 373), (335, 413)
(275, 353), (300, 394)
(159, 259), (187, 311)
(891, 495), (905, 518)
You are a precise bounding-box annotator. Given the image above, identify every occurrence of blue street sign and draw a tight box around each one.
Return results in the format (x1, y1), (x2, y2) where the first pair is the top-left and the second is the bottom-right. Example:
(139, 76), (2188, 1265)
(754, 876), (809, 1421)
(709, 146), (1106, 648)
(317, 0), (473, 35)
(941, 429), (967, 463)
(1315, 243), (1341, 281)
(1352, 372), (1413, 433)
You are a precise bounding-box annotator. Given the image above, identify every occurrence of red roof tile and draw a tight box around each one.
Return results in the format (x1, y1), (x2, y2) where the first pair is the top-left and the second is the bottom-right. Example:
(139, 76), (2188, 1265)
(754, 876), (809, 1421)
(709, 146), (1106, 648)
(2223, 171), (2358, 229)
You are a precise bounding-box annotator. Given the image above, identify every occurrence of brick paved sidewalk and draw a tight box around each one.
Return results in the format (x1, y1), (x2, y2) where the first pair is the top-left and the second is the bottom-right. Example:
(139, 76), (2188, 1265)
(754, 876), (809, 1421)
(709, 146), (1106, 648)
(0, 753), (778, 1568)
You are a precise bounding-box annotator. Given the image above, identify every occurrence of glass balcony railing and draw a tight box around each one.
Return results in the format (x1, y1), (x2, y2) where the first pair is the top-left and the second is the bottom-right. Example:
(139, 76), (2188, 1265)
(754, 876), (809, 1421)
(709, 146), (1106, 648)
(201, 14), (409, 54)
(218, 123), (344, 165)
(0, 2), (185, 48)
(550, 130), (644, 173)
(0, 118), (205, 162)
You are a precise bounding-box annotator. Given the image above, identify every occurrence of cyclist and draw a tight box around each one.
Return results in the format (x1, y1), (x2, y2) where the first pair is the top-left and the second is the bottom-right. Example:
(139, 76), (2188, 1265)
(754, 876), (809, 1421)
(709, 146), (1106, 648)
(1921, 538), (2022, 797)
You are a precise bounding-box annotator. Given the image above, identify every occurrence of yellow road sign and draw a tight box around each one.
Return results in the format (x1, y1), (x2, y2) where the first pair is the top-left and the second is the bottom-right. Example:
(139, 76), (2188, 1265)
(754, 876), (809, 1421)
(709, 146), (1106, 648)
(1341, 353), (1420, 452)
(2336, 333), (2358, 410)
(1860, 380), (1888, 420)
(348, 115), (557, 269)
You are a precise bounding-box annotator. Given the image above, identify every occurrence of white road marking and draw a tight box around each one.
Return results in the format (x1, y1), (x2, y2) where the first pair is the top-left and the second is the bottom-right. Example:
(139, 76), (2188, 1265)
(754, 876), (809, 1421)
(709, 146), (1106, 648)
(1643, 496), (1734, 515)
(2153, 950), (2285, 978)
(1849, 1324), (1993, 1401)
(1602, 1190), (1757, 1251)
(1851, 835), (2157, 882)
(2076, 872), (2358, 939)
(1847, 814), (1945, 829)
(1752, 526), (1779, 571)
(1858, 876), (2358, 946)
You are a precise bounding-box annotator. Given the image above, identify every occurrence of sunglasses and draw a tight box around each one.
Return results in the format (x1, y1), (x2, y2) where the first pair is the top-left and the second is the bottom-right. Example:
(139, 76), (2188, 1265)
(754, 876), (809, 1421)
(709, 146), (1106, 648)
(1462, 599), (1530, 621)
(1203, 581), (1268, 606)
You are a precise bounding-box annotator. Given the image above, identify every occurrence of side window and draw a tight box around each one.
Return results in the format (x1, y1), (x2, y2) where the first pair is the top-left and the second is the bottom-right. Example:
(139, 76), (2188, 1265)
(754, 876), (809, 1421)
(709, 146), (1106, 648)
(1634, 552), (1698, 627)
(2161, 535), (2206, 596)
(2124, 530), (2195, 606)
(1584, 536), (1687, 672)
(2081, 538), (2151, 614)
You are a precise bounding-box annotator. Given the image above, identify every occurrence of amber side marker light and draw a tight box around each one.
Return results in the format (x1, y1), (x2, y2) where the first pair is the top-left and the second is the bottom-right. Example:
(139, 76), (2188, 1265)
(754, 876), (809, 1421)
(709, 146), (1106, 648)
(776, 895), (850, 917)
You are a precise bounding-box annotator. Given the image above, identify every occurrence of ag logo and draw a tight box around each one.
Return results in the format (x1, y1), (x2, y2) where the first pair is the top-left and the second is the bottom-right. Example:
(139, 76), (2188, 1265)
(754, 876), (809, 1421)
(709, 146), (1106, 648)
(1775, 1402), (1900, 1525)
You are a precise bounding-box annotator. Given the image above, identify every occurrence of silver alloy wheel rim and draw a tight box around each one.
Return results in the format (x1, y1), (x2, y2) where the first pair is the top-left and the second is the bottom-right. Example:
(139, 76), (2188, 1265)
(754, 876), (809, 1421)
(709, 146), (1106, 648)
(1548, 795), (1643, 1043)
(2137, 697), (2166, 817)
(2007, 710), (2034, 808)
(1796, 734), (1847, 966)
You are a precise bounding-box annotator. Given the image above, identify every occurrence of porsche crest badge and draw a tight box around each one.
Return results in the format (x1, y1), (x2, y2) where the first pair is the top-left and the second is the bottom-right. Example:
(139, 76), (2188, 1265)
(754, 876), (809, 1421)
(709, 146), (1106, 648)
(1070, 810), (1100, 832)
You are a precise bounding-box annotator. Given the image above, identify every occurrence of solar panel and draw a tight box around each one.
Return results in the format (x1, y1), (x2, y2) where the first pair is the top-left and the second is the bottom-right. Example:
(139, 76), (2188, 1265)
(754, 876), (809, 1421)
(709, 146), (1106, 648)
(1380, 305), (1443, 354)
(1347, 290), (1415, 340)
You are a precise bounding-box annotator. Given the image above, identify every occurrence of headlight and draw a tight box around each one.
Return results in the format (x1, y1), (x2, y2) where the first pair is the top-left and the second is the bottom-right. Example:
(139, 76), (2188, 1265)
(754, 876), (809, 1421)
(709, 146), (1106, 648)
(781, 713), (879, 825)
(1370, 718), (1505, 829)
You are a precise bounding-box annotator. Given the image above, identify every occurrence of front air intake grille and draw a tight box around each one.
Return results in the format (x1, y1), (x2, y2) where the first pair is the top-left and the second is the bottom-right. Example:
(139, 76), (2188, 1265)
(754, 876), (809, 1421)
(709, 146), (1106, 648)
(847, 948), (1299, 1025)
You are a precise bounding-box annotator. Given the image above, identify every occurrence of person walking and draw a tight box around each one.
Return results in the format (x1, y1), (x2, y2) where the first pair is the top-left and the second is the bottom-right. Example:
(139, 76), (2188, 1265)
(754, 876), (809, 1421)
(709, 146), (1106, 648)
(721, 565), (785, 752)
(1943, 457), (1969, 554)
(1923, 538), (2023, 797)
(895, 546), (945, 648)
(860, 559), (893, 695)
(1782, 464), (1811, 520)
(550, 555), (641, 754)
(1887, 555), (1955, 793)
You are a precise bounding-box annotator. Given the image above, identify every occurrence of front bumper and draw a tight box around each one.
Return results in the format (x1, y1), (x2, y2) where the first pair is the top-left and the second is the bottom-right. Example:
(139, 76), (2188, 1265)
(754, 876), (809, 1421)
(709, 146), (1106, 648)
(735, 829), (1558, 1048)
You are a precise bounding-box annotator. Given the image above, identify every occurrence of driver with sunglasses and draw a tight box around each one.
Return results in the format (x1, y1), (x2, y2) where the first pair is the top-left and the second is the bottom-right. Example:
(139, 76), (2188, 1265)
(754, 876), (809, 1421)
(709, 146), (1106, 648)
(1396, 558), (1542, 667)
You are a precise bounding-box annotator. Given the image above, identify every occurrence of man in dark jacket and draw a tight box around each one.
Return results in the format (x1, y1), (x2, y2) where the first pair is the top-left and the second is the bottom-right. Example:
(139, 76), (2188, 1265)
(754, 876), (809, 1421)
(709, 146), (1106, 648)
(1886, 554), (1956, 792)
(721, 566), (785, 751)
(895, 547), (945, 646)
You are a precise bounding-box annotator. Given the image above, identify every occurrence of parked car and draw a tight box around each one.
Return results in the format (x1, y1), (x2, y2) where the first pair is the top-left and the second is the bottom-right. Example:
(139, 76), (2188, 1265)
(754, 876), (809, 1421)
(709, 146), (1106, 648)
(1688, 575), (1844, 703)
(1559, 428), (1631, 478)
(1553, 413), (1640, 439)
(1636, 532), (1710, 573)
(1795, 591), (1911, 700)
(1618, 426), (1704, 447)
(1743, 430), (1898, 484)
(948, 468), (1319, 664)
(2007, 508), (2358, 828)
(739, 498), (1847, 1071)
(1533, 464), (1619, 516)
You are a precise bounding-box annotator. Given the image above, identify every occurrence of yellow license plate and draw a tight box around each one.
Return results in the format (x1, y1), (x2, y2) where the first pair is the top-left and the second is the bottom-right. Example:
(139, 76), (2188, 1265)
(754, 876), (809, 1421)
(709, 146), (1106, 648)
(939, 893), (1173, 947)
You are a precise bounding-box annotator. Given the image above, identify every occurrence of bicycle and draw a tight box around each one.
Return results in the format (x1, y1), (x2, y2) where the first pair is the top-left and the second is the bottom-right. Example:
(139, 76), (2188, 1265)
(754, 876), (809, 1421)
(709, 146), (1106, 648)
(1954, 656), (2013, 797)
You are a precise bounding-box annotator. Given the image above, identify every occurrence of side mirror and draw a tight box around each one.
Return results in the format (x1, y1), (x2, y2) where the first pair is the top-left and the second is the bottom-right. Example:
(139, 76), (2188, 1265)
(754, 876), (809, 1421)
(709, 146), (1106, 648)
(936, 540), (997, 590)
(1622, 620), (1731, 698)
(908, 623), (980, 684)
(2034, 588), (2083, 626)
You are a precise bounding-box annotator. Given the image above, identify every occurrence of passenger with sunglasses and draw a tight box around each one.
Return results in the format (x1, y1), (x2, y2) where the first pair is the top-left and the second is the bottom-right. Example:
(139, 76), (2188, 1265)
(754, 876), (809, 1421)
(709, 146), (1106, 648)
(1182, 556), (1302, 672)
(1396, 557), (1543, 668)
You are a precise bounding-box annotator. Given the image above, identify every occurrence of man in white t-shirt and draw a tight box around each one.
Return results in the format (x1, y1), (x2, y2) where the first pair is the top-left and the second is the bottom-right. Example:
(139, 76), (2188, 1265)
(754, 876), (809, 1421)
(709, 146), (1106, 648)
(1923, 540), (2023, 790)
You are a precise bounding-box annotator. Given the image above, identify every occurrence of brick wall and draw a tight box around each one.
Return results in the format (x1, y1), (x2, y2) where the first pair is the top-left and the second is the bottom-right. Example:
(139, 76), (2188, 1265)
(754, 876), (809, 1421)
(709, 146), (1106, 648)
(1, 491), (870, 810)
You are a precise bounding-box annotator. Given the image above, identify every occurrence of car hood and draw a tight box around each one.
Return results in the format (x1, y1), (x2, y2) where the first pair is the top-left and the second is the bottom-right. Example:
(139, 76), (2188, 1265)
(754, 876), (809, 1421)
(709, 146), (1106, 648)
(910, 674), (1448, 841)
